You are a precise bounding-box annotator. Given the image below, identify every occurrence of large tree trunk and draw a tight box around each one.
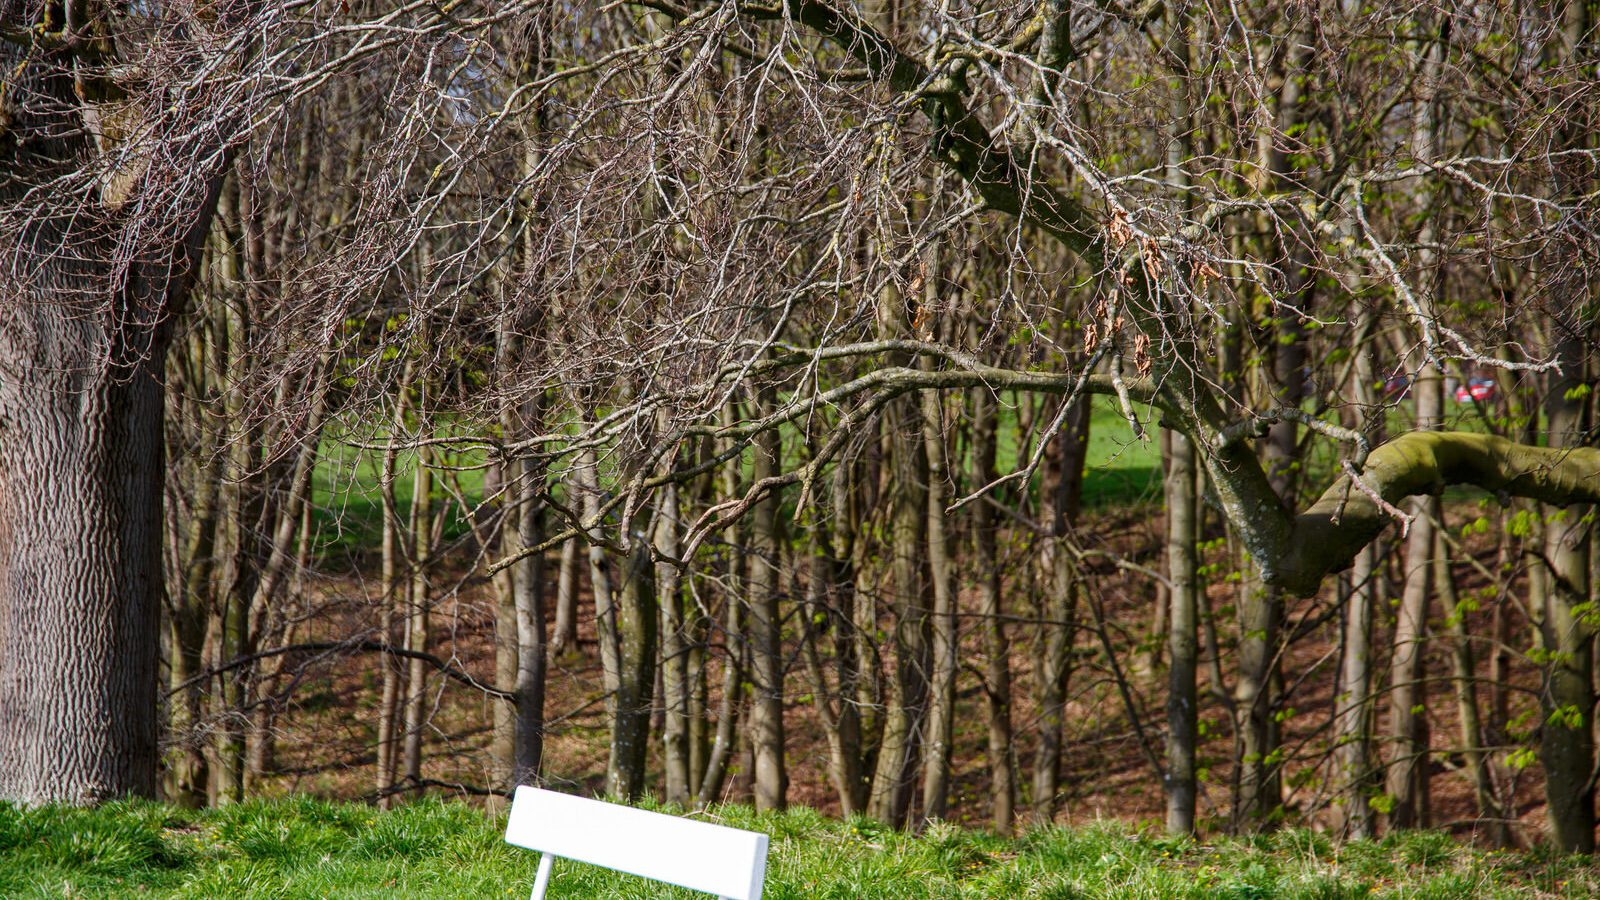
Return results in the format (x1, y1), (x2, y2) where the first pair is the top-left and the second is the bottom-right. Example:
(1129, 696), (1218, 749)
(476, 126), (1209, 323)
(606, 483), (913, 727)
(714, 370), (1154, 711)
(0, 15), (223, 799)
(0, 344), (170, 804)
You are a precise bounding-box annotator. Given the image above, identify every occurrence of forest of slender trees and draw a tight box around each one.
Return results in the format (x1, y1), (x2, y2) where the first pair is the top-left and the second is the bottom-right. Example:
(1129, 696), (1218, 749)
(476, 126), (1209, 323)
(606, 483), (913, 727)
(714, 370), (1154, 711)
(2, 0), (1599, 855)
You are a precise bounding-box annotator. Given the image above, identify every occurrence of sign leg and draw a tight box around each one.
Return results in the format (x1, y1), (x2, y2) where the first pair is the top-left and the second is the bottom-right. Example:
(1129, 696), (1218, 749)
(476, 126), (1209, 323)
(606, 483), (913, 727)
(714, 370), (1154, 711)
(530, 854), (554, 900)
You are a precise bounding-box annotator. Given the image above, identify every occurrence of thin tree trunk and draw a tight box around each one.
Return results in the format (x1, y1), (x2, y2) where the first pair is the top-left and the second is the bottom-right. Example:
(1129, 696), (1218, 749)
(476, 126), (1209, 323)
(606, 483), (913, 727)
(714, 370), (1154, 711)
(852, 457), (885, 798)
(801, 521), (867, 816)
(1233, 11), (1315, 832)
(607, 531), (657, 800)
(374, 382), (409, 808)
(211, 208), (251, 805)
(658, 482), (693, 805)
(1164, 429), (1200, 835)
(686, 448), (717, 802)
(1384, 17), (1448, 827)
(400, 438), (434, 794)
(487, 461), (518, 798)
(1234, 580), (1283, 831)
(551, 533), (580, 659)
(577, 446), (621, 732)
(1434, 530), (1507, 845)
(1336, 543), (1379, 839)
(747, 407), (787, 812)
(699, 579), (743, 804)
(163, 334), (221, 807)
(1386, 367), (1441, 829)
(1032, 407), (1087, 824)
(241, 388), (327, 794)
(919, 382), (958, 824)
(510, 449), (547, 788)
(700, 412), (747, 804)
(1539, 331), (1593, 853)
(972, 382), (1014, 834)
(867, 404), (929, 826)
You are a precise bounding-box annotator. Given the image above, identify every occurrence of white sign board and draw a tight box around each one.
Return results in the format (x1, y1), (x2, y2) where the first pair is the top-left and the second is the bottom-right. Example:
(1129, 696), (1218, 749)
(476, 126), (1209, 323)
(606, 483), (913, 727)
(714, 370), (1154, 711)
(504, 786), (769, 900)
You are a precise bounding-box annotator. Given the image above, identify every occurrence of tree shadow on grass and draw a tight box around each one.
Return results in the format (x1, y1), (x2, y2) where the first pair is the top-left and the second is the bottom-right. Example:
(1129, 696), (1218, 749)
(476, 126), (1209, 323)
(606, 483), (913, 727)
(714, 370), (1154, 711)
(1081, 465), (1161, 509)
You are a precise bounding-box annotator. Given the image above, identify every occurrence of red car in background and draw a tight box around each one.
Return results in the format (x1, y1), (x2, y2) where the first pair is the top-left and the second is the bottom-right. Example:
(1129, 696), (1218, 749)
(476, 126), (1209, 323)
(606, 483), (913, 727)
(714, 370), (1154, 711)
(1455, 376), (1497, 404)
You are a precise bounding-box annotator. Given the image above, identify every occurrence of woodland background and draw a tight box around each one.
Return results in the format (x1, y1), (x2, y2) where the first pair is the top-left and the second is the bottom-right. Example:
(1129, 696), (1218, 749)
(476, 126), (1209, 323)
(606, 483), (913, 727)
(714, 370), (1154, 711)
(2, 0), (1598, 858)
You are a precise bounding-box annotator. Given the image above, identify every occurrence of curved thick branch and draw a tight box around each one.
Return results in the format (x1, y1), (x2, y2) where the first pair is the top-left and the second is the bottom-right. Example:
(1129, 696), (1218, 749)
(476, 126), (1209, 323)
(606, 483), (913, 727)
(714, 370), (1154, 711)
(1273, 432), (1600, 597)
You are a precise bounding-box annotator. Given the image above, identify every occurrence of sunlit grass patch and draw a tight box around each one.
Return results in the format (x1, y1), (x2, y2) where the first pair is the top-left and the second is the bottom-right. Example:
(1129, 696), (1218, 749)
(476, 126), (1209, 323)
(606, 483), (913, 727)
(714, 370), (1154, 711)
(0, 798), (1596, 898)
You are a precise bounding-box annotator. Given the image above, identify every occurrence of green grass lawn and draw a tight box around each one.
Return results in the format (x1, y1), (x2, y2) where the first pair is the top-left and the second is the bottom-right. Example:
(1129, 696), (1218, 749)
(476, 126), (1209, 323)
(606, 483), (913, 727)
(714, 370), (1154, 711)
(306, 396), (1163, 564)
(1081, 396), (1162, 507)
(3, 797), (1596, 899)
(303, 390), (1505, 561)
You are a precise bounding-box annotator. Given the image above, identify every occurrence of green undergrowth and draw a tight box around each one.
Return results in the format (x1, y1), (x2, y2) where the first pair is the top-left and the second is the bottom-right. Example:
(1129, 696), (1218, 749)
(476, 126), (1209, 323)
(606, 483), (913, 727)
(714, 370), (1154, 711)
(1, 797), (1595, 899)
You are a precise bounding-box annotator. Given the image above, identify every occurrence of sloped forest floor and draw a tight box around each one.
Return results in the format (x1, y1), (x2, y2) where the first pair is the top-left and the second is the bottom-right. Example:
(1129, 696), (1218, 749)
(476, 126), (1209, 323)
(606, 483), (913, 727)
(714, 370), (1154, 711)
(3, 797), (1597, 899)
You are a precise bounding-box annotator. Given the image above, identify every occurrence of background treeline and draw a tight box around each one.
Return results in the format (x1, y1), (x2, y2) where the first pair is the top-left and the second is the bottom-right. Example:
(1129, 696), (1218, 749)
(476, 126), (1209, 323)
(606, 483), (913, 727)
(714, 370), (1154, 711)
(2, 0), (1597, 854)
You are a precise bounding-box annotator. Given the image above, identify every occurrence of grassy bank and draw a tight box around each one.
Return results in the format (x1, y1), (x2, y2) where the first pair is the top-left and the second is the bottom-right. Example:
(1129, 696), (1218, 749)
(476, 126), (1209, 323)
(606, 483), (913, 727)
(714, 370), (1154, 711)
(2, 797), (1596, 899)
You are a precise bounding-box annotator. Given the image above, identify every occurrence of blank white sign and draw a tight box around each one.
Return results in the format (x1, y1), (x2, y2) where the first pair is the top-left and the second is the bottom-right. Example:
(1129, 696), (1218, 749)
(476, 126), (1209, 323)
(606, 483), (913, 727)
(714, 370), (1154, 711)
(504, 786), (769, 900)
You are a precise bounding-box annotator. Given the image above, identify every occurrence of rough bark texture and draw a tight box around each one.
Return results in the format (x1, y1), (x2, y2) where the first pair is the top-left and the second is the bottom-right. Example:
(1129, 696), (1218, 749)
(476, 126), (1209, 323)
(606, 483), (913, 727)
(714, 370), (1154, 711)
(0, 333), (170, 803)
(0, 7), (224, 800)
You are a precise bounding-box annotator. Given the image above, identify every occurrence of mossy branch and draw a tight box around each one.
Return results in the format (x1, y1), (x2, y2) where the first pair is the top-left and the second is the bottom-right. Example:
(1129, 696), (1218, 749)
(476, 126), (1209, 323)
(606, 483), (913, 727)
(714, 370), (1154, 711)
(1274, 432), (1600, 596)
